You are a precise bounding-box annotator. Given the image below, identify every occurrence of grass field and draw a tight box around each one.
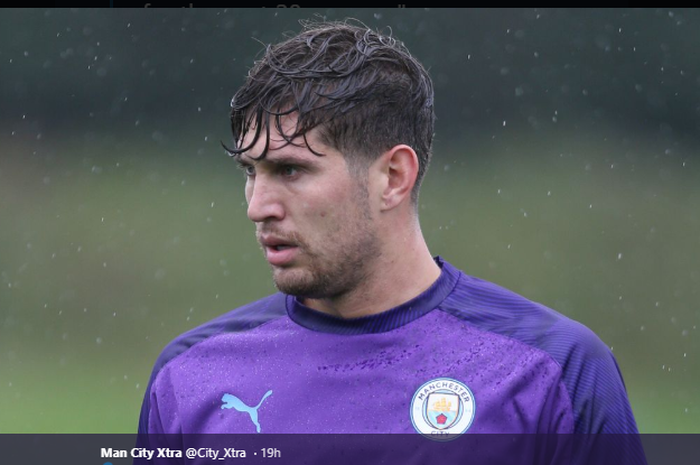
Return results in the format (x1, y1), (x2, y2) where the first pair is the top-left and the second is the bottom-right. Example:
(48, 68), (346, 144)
(1, 127), (698, 432)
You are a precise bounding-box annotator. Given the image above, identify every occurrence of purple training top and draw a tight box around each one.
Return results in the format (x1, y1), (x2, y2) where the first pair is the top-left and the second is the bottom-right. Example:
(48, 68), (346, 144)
(138, 257), (645, 463)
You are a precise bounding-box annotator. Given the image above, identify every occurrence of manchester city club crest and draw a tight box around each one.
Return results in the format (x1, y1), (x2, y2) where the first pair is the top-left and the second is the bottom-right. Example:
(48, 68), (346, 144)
(410, 378), (475, 440)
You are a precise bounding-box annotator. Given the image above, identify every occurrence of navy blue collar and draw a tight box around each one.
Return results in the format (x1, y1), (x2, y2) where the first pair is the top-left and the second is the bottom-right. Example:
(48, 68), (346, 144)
(285, 256), (460, 335)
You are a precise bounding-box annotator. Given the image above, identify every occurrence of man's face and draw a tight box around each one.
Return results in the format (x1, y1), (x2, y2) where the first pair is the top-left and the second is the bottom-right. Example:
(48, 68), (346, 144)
(238, 116), (381, 299)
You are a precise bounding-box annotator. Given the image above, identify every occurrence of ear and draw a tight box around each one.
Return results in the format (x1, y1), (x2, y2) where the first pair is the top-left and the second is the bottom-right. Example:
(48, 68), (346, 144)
(375, 144), (419, 212)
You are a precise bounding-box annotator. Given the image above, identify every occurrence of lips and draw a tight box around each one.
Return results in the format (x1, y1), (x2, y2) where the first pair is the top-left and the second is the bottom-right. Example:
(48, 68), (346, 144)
(259, 234), (299, 266)
(259, 234), (296, 249)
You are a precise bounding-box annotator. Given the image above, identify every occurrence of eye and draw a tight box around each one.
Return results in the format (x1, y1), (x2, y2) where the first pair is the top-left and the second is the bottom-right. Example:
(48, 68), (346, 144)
(280, 165), (299, 177)
(238, 164), (255, 177)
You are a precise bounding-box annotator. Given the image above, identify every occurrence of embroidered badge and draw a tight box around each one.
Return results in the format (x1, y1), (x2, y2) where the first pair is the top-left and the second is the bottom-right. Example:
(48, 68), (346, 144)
(410, 378), (475, 440)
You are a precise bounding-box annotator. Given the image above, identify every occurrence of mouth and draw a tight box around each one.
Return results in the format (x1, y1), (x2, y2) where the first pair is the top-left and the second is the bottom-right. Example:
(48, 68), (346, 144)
(259, 235), (300, 266)
(269, 245), (294, 251)
(264, 244), (299, 266)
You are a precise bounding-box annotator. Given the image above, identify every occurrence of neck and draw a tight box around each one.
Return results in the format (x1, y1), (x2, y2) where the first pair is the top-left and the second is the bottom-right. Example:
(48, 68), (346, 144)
(302, 223), (440, 319)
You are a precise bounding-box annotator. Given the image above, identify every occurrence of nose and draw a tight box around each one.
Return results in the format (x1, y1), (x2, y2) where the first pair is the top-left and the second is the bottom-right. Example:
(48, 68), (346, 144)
(246, 177), (285, 223)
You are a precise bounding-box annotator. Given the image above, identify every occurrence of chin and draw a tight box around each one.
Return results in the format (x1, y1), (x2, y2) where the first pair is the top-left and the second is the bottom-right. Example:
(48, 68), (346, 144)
(273, 268), (314, 295)
(273, 273), (334, 299)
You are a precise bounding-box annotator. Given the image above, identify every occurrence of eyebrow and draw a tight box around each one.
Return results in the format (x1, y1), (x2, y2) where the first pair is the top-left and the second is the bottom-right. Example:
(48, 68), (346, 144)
(235, 154), (317, 168)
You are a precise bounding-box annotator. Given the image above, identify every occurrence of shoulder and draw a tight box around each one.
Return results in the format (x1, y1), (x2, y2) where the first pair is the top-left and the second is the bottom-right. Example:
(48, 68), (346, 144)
(137, 292), (287, 433)
(438, 262), (639, 434)
(438, 263), (606, 360)
(150, 292), (287, 378)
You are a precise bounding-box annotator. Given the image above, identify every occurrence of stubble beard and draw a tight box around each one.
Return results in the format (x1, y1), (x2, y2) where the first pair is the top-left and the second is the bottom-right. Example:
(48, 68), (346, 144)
(272, 232), (380, 300)
(270, 186), (380, 300)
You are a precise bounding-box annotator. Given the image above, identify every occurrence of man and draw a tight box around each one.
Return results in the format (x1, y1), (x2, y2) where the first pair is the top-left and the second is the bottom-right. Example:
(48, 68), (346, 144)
(138, 20), (645, 464)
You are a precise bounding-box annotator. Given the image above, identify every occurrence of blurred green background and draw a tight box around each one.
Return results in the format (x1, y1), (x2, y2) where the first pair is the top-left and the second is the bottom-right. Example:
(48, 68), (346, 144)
(0, 9), (698, 433)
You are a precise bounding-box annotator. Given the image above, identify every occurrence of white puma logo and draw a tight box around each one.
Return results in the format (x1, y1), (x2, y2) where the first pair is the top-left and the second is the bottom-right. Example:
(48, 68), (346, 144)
(221, 390), (273, 433)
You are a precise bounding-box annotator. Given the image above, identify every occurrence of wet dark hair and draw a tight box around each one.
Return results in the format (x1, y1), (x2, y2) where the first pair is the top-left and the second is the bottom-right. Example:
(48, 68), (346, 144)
(225, 19), (435, 205)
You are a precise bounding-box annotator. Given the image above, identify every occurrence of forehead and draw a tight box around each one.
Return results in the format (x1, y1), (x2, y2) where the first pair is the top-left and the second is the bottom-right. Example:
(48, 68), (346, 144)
(239, 114), (331, 163)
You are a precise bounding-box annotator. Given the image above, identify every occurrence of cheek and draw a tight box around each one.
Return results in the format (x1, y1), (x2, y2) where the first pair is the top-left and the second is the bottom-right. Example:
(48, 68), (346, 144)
(306, 176), (355, 222)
